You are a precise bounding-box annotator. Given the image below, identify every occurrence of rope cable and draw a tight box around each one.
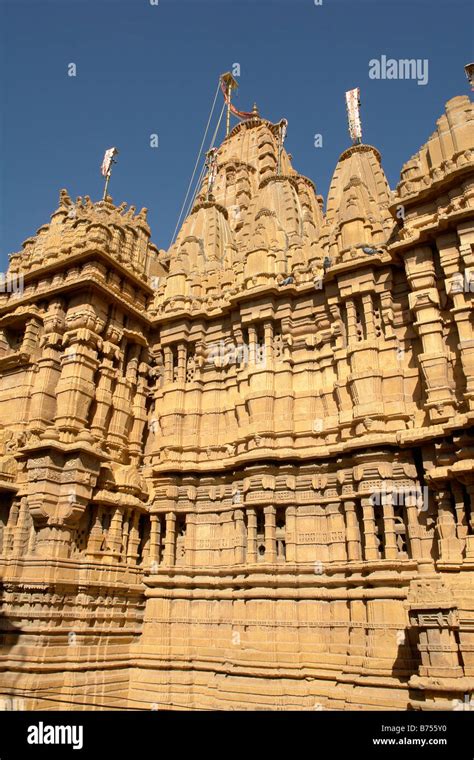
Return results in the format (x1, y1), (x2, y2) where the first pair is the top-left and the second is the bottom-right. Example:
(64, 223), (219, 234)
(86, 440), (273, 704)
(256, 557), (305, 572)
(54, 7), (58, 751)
(182, 99), (226, 222)
(171, 79), (221, 244)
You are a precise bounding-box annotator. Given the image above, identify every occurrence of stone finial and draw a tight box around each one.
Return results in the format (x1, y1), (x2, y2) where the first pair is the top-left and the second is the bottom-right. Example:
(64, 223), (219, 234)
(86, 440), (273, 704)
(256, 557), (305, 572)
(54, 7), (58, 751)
(59, 189), (72, 207)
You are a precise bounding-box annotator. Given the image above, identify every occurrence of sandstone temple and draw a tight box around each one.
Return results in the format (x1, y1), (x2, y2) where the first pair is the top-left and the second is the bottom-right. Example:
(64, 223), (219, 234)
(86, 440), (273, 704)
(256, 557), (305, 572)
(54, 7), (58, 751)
(0, 90), (473, 711)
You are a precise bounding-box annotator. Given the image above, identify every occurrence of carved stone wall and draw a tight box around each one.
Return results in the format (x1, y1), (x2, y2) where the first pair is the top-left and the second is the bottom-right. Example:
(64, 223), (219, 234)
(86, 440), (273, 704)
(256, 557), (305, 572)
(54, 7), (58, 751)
(0, 94), (473, 710)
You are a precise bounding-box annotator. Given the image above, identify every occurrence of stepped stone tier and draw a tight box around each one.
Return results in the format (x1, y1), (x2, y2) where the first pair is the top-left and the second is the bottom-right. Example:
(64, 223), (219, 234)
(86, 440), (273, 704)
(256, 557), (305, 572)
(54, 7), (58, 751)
(0, 94), (473, 711)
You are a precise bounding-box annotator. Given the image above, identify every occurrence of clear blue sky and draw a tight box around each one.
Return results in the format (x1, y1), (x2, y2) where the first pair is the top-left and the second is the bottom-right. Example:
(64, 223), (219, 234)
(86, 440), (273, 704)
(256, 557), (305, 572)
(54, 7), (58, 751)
(0, 0), (472, 272)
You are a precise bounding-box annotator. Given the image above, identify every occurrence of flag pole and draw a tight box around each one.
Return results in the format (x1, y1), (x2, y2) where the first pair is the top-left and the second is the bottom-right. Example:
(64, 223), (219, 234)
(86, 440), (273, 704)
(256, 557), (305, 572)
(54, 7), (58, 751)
(221, 73), (239, 137)
(102, 171), (111, 201)
(226, 81), (232, 137)
(101, 147), (118, 200)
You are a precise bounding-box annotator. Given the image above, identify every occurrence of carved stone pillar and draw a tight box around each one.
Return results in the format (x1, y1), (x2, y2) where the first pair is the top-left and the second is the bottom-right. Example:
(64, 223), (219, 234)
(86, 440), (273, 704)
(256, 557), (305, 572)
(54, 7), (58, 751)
(89, 340), (119, 440)
(327, 502), (347, 561)
(361, 497), (379, 560)
(185, 511), (197, 567)
(28, 331), (64, 433)
(163, 512), (176, 566)
(107, 342), (140, 456)
(164, 346), (173, 383)
(263, 321), (273, 365)
(451, 481), (468, 541)
(264, 505), (276, 563)
(2, 498), (19, 555)
(29, 299), (66, 433)
(233, 509), (246, 564)
(345, 298), (358, 343)
(285, 506), (297, 562)
(362, 293), (375, 340)
(248, 325), (257, 365)
(404, 488), (423, 560)
(177, 343), (186, 383)
(435, 488), (463, 562)
(54, 327), (101, 437)
(12, 497), (30, 556)
(381, 490), (398, 560)
(149, 514), (162, 568)
(344, 500), (361, 561)
(405, 246), (456, 421)
(466, 484), (474, 533)
(246, 508), (257, 563)
(129, 356), (150, 464)
(21, 316), (42, 354)
(437, 232), (474, 410)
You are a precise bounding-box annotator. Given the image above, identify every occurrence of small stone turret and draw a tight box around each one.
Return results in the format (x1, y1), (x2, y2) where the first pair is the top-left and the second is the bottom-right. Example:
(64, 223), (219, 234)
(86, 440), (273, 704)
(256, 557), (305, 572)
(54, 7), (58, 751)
(322, 144), (393, 261)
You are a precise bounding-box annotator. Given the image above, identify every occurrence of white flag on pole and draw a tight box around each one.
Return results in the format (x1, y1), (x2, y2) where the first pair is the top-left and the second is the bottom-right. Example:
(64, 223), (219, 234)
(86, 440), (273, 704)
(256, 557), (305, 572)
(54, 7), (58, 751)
(101, 147), (118, 177)
(345, 89), (362, 143)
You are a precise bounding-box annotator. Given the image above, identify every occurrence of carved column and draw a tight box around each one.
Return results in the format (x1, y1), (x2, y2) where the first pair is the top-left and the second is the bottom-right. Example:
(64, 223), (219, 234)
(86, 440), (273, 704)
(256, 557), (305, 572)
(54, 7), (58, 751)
(285, 505), (297, 562)
(2, 499), (19, 555)
(164, 346), (173, 383)
(435, 488), (463, 562)
(89, 339), (119, 440)
(129, 355), (150, 464)
(466, 484), (474, 533)
(264, 505), (276, 563)
(327, 502), (347, 561)
(29, 299), (66, 433)
(177, 343), (186, 383)
(185, 511), (197, 567)
(464, 484), (474, 560)
(107, 344), (139, 456)
(404, 488), (423, 560)
(381, 490), (398, 560)
(345, 298), (358, 343)
(28, 331), (64, 433)
(246, 508), (257, 563)
(361, 293), (375, 340)
(54, 327), (101, 436)
(21, 317), (42, 353)
(437, 232), (474, 410)
(264, 321), (273, 365)
(248, 325), (257, 365)
(405, 246), (456, 421)
(451, 481), (468, 540)
(149, 514), (162, 568)
(361, 497), (379, 560)
(12, 497), (30, 556)
(344, 500), (362, 561)
(233, 509), (246, 564)
(121, 508), (131, 556)
(163, 512), (176, 566)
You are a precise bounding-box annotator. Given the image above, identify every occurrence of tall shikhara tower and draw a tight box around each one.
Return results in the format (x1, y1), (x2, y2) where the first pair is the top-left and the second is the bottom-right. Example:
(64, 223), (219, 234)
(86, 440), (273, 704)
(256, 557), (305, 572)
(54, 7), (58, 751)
(0, 94), (473, 711)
